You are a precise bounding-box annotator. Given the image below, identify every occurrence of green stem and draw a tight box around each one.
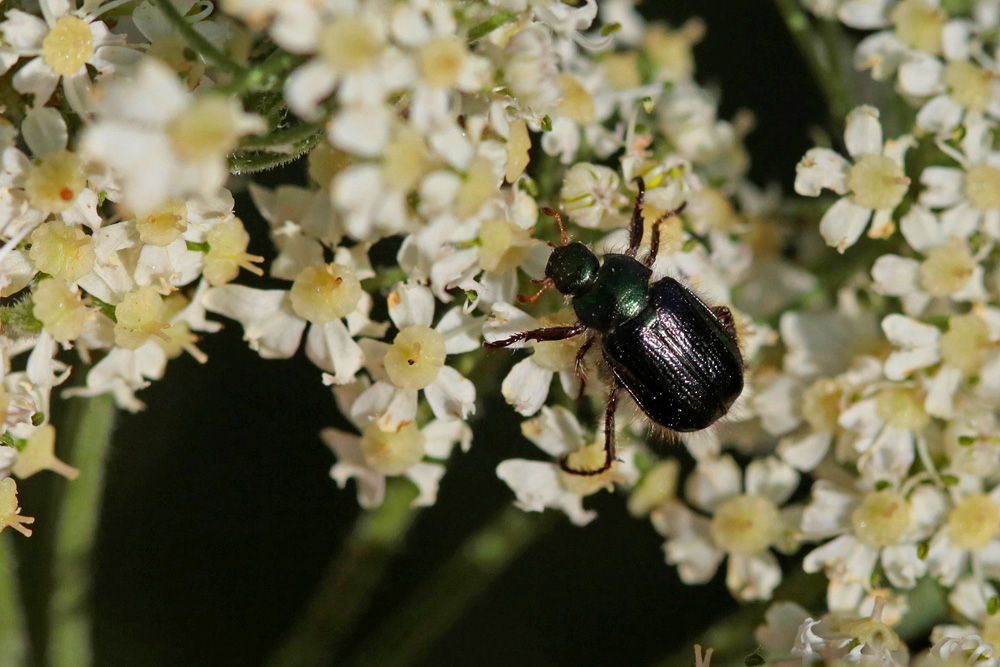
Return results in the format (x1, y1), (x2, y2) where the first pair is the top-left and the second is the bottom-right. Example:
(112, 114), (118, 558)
(216, 51), (308, 95)
(0, 535), (27, 665)
(239, 120), (326, 150)
(265, 480), (421, 667)
(771, 0), (854, 133)
(49, 395), (117, 667)
(342, 507), (557, 667)
(149, 0), (244, 76)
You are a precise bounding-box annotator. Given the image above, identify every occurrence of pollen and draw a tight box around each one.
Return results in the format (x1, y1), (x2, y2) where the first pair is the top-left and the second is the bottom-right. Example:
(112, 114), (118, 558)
(384, 325), (447, 390)
(558, 442), (618, 495)
(891, 0), (945, 55)
(531, 312), (584, 372)
(964, 163), (1000, 211)
(167, 97), (243, 161)
(32, 278), (90, 343)
(709, 494), (782, 555)
(289, 263), (363, 324)
(948, 493), (1000, 550)
(41, 16), (94, 76)
(24, 150), (86, 214)
(940, 313), (991, 376)
(0, 478), (35, 538)
(851, 489), (912, 548)
(28, 220), (95, 283)
(919, 238), (976, 298)
(478, 218), (530, 273)
(359, 422), (426, 475)
(203, 218), (264, 286)
(504, 119), (531, 184)
(317, 16), (383, 72)
(419, 37), (466, 88)
(136, 201), (188, 246)
(557, 75), (595, 125)
(876, 386), (930, 431)
(801, 378), (843, 432)
(945, 60), (993, 113)
(848, 154), (909, 211)
(113, 286), (170, 350)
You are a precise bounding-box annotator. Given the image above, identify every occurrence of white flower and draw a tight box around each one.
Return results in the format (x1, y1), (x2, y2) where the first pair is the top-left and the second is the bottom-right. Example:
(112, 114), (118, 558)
(80, 57), (265, 213)
(496, 406), (638, 526)
(794, 106), (914, 252)
(871, 205), (988, 317)
(653, 455), (799, 601)
(354, 283), (479, 431)
(323, 380), (472, 509)
(483, 302), (587, 417)
(0, 0), (137, 114)
(202, 250), (379, 384)
(801, 480), (942, 612)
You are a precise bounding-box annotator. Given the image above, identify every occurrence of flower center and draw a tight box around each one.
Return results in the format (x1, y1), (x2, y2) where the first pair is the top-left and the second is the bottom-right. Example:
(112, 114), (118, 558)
(136, 201), (188, 247)
(964, 164), (1000, 211)
(709, 494), (782, 555)
(851, 489), (912, 548)
(203, 218), (264, 286)
(558, 442), (618, 495)
(945, 60), (993, 112)
(24, 150), (85, 215)
(940, 313), (991, 376)
(531, 312), (584, 372)
(919, 238), (976, 298)
(949, 493), (1000, 550)
(114, 287), (169, 350)
(317, 16), (383, 72)
(32, 278), (89, 343)
(557, 74), (595, 124)
(891, 0), (945, 55)
(384, 325), (447, 390)
(802, 378), (843, 432)
(848, 154), (909, 211)
(28, 220), (95, 283)
(289, 263), (363, 324)
(478, 219), (530, 273)
(167, 97), (242, 161)
(419, 37), (466, 88)
(42, 16), (94, 76)
(381, 127), (428, 192)
(359, 422), (426, 475)
(875, 386), (929, 431)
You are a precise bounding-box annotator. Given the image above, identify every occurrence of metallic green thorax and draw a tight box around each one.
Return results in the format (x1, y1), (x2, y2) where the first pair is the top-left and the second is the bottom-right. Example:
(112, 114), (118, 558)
(544, 246), (651, 333)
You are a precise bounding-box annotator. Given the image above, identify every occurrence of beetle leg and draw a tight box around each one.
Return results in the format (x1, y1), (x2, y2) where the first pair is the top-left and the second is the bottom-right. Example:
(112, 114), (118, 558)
(482, 322), (586, 349)
(710, 305), (737, 340)
(559, 381), (620, 476)
(643, 202), (688, 268)
(625, 176), (646, 258)
(572, 334), (596, 395)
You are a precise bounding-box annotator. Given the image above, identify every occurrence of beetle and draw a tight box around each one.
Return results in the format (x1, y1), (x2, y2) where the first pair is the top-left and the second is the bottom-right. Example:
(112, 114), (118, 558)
(484, 177), (744, 475)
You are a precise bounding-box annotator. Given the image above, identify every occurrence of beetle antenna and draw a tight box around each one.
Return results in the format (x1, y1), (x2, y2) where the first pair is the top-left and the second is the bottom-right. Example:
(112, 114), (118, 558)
(517, 278), (554, 304)
(541, 207), (570, 246)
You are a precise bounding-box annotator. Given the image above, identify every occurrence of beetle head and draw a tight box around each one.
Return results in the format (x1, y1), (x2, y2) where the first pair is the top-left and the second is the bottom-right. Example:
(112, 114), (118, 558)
(545, 242), (599, 295)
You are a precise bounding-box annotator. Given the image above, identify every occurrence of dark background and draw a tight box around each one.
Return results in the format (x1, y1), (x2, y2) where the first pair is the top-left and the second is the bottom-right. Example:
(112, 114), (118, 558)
(40, 1), (826, 665)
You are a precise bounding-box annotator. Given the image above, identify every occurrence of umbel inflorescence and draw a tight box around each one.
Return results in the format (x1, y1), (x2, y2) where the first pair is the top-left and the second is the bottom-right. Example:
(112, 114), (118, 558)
(4, 0), (1000, 661)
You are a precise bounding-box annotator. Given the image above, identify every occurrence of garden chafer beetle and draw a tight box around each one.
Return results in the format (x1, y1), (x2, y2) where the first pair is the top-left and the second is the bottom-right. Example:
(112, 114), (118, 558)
(485, 177), (744, 475)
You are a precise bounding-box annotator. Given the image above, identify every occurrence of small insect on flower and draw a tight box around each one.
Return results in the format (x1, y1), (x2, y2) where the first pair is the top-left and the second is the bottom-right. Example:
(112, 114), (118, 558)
(485, 177), (744, 475)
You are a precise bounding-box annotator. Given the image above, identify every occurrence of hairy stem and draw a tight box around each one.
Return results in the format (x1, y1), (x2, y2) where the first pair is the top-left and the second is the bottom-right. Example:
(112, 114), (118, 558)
(342, 507), (557, 667)
(49, 395), (117, 667)
(265, 480), (421, 667)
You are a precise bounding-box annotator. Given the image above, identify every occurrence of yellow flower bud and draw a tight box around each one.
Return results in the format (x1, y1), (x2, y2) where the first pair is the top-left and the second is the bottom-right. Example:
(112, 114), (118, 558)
(114, 287), (169, 350)
(32, 278), (90, 343)
(28, 220), (95, 283)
